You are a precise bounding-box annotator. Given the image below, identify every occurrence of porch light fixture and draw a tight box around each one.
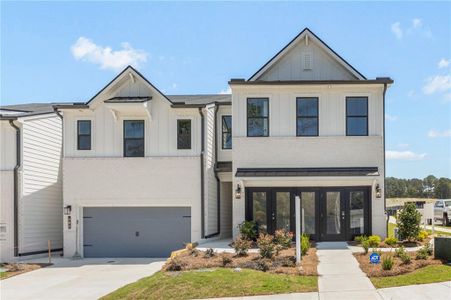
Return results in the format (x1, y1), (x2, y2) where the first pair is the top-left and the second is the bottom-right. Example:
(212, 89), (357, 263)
(375, 184), (382, 198)
(64, 205), (72, 215)
(235, 184), (242, 199)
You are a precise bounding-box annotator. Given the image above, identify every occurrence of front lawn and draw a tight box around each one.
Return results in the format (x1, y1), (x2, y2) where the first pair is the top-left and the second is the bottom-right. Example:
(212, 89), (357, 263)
(371, 265), (451, 288)
(388, 222), (451, 238)
(101, 268), (318, 300)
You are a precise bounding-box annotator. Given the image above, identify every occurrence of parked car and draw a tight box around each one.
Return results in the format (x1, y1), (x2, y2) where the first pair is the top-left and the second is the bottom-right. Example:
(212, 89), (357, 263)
(434, 199), (451, 226)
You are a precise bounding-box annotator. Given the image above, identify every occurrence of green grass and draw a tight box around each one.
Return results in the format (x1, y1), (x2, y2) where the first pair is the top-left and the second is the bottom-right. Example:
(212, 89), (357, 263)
(0, 272), (7, 280)
(371, 265), (451, 288)
(388, 222), (451, 238)
(101, 268), (318, 300)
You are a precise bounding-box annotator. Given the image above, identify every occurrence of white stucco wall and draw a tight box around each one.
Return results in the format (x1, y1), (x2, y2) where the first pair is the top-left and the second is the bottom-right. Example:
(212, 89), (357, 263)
(62, 157), (201, 257)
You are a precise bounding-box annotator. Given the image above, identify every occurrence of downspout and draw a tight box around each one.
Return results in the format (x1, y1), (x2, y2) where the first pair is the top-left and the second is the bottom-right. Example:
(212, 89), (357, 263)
(382, 83), (388, 237)
(54, 107), (64, 256)
(198, 108), (205, 239)
(9, 119), (20, 257)
(205, 103), (221, 239)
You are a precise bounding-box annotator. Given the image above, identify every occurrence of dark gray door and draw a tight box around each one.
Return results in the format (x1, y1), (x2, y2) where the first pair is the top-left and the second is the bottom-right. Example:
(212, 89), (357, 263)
(83, 207), (191, 258)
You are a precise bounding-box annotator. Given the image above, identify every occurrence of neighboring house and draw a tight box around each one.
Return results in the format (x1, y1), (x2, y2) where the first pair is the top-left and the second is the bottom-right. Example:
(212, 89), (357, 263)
(50, 27), (392, 258)
(0, 104), (63, 262)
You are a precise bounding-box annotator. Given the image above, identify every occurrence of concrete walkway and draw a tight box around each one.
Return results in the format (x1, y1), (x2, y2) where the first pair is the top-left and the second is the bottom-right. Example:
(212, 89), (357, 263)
(316, 242), (381, 300)
(0, 257), (165, 300)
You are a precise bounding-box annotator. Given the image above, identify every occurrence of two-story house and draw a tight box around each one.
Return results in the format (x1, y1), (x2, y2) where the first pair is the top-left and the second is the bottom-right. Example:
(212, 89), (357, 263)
(55, 28), (392, 258)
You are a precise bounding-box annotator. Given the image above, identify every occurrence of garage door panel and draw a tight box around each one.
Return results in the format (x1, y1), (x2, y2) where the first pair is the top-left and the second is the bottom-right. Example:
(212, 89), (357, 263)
(83, 207), (191, 258)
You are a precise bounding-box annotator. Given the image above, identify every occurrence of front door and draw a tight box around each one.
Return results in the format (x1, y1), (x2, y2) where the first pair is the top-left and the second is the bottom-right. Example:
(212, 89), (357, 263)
(319, 190), (346, 241)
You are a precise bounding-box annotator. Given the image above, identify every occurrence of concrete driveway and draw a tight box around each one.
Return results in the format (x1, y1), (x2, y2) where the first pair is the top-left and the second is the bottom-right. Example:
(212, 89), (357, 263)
(0, 257), (165, 300)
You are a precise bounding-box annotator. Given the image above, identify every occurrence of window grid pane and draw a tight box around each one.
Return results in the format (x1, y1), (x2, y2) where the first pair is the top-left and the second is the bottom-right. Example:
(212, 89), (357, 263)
(247, 98), (269, 137)
(222, 116), (232, 149)
(177, 120), (191, 149)
(297, 98), (318, 136)
(346, 97), (368, 136)
(77, 120), (91, 150)
(124, 120), (144, 157)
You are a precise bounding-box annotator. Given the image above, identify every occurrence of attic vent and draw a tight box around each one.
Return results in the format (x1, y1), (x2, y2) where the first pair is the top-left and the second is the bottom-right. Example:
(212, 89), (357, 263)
(303, 52), (312, 70)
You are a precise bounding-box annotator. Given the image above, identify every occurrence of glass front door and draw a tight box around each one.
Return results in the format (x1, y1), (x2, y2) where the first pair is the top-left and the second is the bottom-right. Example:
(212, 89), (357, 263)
(320, 191), (346, 241)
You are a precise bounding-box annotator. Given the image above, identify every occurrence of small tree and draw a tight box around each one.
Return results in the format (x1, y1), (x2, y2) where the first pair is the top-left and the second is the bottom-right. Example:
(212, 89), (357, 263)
(396, 203), (421, 242)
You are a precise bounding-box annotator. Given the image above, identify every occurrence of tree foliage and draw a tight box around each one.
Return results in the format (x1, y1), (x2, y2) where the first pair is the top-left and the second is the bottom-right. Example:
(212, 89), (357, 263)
(396, 203), (421, 242)
(386, 175), (451, 199)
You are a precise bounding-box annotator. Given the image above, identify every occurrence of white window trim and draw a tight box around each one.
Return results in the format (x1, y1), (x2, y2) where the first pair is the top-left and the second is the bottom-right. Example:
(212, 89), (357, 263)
(74, 118), (94, 153)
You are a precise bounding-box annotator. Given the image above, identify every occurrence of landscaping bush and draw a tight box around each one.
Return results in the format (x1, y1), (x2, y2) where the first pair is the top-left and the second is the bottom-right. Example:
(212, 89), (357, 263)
(367, 235), (381, 248)
(238, 221), (258, 240)
(233, 236), (252, 256)
(395, 246), (406, 257)
(399, 252), (411, 264)
(355, 235), (367, 244)
(416, 244), (432, 260)
(204, 248), (215, 258)
(274, 229), (293, 249)
(417, 230), (429, 242)
(165, 257), (185, 271)
(256, 259), (270, 272)
(397, 203), (421, 242)
(257, 233), (276, 259)
(301, 234), (311, 256)
(381, 255), (394, 270)
(362, 239), (370, 254)
(221, 255), (232, 267)
(384, 237), (398, 246)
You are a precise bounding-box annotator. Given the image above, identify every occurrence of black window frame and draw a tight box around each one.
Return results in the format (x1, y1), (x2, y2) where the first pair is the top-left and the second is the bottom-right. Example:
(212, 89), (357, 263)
(222, 115), (232, 149)
(247, 98), (269, 137)
(296, 97), (319, 137)
(177, 119), (192, 150)
(346, 97), (368, 136)
(77, 120), (91, 150)
(123, 120), (145, 157)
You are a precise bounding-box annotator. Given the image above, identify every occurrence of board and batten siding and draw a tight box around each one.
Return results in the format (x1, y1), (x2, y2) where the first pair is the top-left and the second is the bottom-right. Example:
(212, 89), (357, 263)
(20, 115), (63, 254)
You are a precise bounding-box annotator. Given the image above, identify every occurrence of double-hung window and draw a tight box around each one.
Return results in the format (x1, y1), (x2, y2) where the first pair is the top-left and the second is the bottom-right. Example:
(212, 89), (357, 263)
(296, 97), (319, 136)
(177, 119), (191, 150)
(346, 97), (368, 136)
(123, 120), (145, 157)
(77, 120), (91, 150)
(247, 98), (269, 137)
(222, 116), (232, 149)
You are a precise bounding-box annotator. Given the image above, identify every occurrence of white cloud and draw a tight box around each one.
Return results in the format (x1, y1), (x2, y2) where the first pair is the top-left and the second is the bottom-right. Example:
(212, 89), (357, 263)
(386, 150), (426, 161)
(428, 129), (451, 138)
(412, 18), (423, 28)
(71, 37), (148, 71)
(391, 22), (403, 39)
(385, 114), (398, 121)
(438, 58), (450, 69)
(219, 87), (231, 94)
(422, 75), (451, 95)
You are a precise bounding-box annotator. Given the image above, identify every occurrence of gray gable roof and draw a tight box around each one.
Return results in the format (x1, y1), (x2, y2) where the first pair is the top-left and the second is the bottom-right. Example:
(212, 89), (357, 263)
(167, 94), (231, 106)
(0, 103), (57, 119)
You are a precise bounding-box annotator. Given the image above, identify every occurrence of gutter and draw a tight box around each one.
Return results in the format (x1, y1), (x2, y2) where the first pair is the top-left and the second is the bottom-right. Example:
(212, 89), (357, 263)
(8, 120), (20, 257)
(198, 108), (205, 239)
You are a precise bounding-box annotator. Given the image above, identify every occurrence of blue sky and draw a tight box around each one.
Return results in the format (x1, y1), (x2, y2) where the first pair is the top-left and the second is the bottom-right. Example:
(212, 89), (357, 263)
(1, 1), (450, 179)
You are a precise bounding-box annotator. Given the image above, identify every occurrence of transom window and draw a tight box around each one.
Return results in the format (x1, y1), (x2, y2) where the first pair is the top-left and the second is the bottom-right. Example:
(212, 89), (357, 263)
(247, 98), (269, 137)
(77, 120), (91, 150)
(346, 97), (368, 136)
(296, 97), (319, 136)
(177, 119), (192, 150)
(222, 115), (232, 149)
(123, 120), (144, 157)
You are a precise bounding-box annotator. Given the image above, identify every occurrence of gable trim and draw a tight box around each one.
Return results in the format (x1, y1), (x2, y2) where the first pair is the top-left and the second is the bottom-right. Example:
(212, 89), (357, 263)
(248, 28), (367, 81)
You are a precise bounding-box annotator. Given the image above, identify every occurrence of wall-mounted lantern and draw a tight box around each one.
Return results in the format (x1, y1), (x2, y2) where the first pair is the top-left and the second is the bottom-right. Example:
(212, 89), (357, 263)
(235, 183), (242, 199)
(64, 205), (72, 215)
(375, 184), (382, 198)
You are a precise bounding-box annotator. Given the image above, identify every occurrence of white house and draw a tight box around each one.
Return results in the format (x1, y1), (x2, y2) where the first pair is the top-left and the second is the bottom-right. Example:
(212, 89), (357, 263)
(0, 104), (63, 262)
(52, 27), (389, 258)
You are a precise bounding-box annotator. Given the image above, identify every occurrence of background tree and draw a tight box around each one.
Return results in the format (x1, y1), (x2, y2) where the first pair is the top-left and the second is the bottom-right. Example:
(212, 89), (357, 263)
(396, 203), (421, 242)
(435, 177), (451, 199)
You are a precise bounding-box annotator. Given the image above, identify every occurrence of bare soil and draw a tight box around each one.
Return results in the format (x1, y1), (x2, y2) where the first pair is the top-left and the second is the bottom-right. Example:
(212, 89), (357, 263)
(163, 246), (318, 276)
(0, 263), (51, 280)
(353, 252), (443, 277)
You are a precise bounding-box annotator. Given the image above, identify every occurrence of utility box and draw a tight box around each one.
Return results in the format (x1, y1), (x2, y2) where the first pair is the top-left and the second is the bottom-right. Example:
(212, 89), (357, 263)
(434, 237), (451, 262)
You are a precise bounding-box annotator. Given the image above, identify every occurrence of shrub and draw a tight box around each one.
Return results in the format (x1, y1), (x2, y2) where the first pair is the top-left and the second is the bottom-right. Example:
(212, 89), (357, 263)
(222, 255), (232, 266)
(257, 233), (276, 259)
(399, 252), (411, 264)
(165, 257), (185, 271)
(397, 203), (421, 242)
(381, 255), (394, 270)
(233, 236), (252, 256)
(204, 248), (215, 258)
(417, 230), (429, 242)
(355, 235), (367, 244)
(416, 244), (432, 260)
(395, 246), (406, 257)
(256, 259), (270, 272)
(274, 229), (293, 249)
(301, 234), (311, 256)
(367, 235), (381, 248)
(238, 221), (258, 240)
(384, 237), (398, 246)
(362, 239), (370, 254)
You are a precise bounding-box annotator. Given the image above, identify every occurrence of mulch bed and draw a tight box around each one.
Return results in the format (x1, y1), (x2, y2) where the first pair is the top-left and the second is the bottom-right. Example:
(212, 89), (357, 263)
(163, 246), (318, 276)
(353, 252), (443, 277)
(0, 263), (51, 280)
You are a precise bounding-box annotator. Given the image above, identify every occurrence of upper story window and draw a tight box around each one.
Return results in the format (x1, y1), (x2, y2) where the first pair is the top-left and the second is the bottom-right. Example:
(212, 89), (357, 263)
(123, 120), (144, 157)
(177, 119), (192, 150)
(77, 120), (91, 150)
(222, 116), (232, 149)
(346, 97), (368, 136)
(296, 97), (318, 136)
(247, 98), (269, 137)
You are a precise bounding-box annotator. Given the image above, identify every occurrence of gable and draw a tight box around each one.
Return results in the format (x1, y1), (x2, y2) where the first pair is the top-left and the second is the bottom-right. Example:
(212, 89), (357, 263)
(249, 28), (365, 81)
